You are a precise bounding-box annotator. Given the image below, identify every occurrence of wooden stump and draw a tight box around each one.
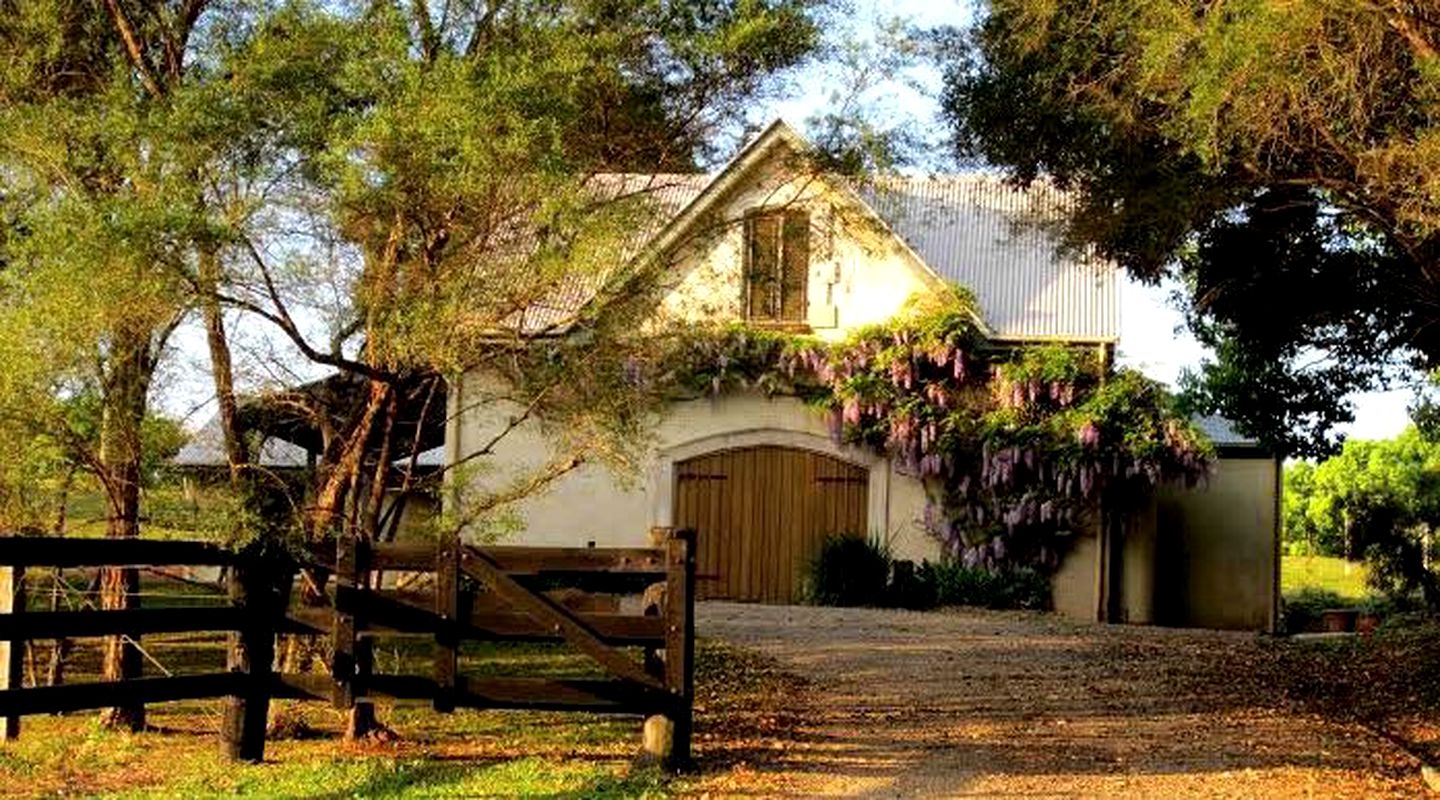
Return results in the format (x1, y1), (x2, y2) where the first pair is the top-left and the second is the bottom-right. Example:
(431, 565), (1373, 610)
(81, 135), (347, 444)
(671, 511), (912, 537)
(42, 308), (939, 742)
(640, 714), (675, 763)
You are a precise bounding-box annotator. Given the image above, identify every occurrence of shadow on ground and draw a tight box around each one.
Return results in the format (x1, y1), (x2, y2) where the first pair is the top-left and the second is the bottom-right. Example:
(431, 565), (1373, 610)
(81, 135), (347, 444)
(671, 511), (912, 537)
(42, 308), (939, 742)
(691, 603), (1422, 797)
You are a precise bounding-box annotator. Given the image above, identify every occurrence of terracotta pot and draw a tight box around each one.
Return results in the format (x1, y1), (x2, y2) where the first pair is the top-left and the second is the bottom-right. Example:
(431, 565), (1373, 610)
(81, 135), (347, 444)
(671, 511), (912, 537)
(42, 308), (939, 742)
(1321, 608), (1359, 633)
(1357, 612), (1382, 636)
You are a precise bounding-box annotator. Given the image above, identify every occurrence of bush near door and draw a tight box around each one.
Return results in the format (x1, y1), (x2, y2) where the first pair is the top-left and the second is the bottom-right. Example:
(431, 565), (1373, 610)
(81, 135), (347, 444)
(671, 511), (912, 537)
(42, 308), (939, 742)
(803, 534), (891, 607)
(802, 534), (1051, 611)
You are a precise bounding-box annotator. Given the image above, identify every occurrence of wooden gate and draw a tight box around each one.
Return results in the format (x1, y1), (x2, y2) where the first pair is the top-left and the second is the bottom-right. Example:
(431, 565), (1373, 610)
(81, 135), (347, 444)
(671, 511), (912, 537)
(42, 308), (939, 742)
(674, 446), (868, 603)
(0, 531), (696, 768)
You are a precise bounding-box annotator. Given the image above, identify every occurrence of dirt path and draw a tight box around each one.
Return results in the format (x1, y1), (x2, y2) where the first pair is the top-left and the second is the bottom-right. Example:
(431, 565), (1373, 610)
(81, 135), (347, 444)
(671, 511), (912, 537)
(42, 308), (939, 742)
(694, 603), (1422, 798)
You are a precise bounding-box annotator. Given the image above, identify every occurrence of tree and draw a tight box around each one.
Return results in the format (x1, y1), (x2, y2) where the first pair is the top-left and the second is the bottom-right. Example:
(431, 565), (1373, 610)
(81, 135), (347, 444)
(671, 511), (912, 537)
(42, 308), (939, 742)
(191, 0), (835, 554)
(0, 0), (213, 728)
(938, 0), (1440, 457)
(1283, 428), (1440, 607)
(0, 0), (830, 728)
(1282, 460), (1329, 556)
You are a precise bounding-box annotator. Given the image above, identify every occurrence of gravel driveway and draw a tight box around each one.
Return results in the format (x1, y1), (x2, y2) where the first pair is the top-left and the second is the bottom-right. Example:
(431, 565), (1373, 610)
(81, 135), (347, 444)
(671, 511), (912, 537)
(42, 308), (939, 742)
(695, 602), (1421, 798)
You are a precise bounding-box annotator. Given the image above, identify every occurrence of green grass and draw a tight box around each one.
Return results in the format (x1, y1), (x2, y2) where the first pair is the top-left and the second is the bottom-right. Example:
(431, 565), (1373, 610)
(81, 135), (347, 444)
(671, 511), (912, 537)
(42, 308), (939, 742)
(0, 704), (669, 799)
(0, 640), (801, 798)
(110, 748), (668, 799)
(0, 640), (674, 799)
(1281, 554), (1372, 602)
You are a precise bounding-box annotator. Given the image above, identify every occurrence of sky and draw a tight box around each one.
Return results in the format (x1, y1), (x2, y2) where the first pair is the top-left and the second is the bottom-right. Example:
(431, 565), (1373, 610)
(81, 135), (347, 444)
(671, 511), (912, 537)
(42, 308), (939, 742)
(161, 0), (1413, 444)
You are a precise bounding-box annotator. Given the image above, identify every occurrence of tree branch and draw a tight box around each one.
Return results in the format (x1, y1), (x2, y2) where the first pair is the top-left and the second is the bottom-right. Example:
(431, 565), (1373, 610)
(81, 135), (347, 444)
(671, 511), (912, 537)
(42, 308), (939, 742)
(102, 0), (165, 97)
(231, 234), (399, 383)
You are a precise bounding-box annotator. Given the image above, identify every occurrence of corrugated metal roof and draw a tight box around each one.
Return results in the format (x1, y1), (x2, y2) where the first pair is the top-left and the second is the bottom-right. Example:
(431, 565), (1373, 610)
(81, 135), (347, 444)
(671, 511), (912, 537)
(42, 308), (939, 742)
(173, 417), (311, 469)
(496, 167), (1121, 343)
(174, 415), (447, 470)
(509, 173), (709, 333)
(1186, 411), (1267, 448)
(1191, 414), (1264, 449)
(860, 175), (1118, 342)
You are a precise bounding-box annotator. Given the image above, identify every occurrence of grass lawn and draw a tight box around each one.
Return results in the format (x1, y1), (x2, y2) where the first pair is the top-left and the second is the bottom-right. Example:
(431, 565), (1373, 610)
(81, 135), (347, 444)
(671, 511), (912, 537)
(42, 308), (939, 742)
(1281, 554), (1371, 602)
(0, 636), (802, 799)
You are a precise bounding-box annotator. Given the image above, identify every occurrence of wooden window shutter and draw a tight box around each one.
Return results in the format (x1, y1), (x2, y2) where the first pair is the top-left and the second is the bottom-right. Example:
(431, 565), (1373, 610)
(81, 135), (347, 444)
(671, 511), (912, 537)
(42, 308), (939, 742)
(780, 211), (809, 322)
(745, 213), (781, 320)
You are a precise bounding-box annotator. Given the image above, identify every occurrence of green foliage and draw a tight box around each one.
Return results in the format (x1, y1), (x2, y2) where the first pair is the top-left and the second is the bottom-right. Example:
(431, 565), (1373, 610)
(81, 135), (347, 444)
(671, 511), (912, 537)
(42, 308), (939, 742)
(1281, 587), (1354, 634)
(924, 561), (1051, 611)
(803, 533), (891, 607)
(940, 0), (1440, 457)
(1, 0), (840, 547)
(1282, 462), (1329, 555)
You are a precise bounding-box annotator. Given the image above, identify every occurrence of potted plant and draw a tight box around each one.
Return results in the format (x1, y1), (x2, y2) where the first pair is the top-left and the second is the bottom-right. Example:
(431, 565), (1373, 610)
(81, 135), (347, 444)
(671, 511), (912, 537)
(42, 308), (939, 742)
(1320, 607), (1359, 633)
(1356, 598), (1388, 636)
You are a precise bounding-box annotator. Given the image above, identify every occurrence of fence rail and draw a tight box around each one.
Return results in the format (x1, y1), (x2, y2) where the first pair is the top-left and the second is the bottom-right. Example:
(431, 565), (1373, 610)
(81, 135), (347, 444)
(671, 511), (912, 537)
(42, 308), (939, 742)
(0, 529), (696, 768)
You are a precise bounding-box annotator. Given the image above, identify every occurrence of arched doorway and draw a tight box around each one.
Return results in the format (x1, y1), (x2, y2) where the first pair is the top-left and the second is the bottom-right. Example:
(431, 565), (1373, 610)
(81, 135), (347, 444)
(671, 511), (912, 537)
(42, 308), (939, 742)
(674, 445), (869, 603)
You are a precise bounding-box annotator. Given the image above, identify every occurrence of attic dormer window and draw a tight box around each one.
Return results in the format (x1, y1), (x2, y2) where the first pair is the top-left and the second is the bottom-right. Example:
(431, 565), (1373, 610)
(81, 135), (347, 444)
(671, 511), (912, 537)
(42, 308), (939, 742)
(744, 209), (809, 323)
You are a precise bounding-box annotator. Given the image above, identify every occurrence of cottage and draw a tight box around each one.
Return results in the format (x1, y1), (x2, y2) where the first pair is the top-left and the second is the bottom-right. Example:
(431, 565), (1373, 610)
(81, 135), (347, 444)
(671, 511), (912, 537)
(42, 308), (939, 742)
(444, 121), (1280, 630)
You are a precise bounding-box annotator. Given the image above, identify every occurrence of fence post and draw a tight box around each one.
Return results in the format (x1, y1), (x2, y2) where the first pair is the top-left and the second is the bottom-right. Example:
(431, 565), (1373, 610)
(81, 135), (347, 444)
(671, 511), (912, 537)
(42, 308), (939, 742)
(331, 534), (364, 733)
(347, 636), (376, 739)
(0, 565), (24, 741)
(641, 527), (671, 680)
(644, 528), (694, 770)
(433, 537), (459, 712)
(221, 555), (275, 762)
(342, 535), (375, 739)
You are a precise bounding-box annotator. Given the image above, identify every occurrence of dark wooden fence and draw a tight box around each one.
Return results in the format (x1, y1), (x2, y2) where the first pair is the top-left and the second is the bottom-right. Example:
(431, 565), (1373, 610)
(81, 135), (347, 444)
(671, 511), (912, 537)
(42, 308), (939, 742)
(0, 529), (696, 768)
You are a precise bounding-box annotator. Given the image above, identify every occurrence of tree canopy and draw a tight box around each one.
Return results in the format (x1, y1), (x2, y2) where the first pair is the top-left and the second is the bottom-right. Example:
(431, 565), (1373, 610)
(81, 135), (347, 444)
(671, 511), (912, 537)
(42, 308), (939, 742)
(0, 0), (835, 543)
(939, 0), (1440, 457)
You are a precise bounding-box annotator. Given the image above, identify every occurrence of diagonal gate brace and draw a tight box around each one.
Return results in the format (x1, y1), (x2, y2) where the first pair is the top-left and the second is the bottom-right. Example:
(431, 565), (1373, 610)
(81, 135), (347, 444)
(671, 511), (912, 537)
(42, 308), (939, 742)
(458, 548), (665, 693)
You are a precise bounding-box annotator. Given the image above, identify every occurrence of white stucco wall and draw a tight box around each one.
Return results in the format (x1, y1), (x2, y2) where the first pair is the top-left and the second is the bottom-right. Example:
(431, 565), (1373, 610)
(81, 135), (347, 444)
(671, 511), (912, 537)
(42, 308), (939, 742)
(1155, 455), (1281, 632)
(1052, 531), (1099, 621)
(449, 378), (939, 564)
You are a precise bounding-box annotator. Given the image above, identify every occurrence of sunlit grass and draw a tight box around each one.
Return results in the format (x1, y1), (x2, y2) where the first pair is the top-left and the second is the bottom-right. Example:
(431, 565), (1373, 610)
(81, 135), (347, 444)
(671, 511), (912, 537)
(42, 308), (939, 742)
(2, 707), (668, 799)
(0, 640), (686, 798)
(1282, 554), (1371, 602)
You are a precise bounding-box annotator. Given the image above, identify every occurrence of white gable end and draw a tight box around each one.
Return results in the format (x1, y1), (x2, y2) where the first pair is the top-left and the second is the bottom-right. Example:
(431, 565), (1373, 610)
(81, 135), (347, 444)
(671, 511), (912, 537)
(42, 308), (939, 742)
(652, 146), (939, 340)
(628, 123), (1118, 342)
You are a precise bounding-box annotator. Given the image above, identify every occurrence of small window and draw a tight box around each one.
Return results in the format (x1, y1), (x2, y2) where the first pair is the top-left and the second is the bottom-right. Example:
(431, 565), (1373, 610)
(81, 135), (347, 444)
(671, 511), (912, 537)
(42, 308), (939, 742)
(744, 209), (809, 323)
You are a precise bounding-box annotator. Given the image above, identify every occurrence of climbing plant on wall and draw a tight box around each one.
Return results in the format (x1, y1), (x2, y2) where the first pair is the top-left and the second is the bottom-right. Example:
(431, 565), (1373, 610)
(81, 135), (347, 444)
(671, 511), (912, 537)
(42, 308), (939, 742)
(645, 287), (1212, 571)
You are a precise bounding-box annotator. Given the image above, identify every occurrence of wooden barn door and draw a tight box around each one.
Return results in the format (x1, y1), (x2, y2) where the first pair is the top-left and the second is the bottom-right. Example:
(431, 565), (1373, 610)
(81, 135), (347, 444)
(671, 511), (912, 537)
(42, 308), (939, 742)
(673, 446), (868, 603)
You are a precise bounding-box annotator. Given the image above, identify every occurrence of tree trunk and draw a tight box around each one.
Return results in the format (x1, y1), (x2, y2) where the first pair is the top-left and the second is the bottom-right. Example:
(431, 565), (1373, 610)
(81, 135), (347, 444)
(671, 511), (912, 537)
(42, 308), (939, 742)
(306, 381), (391, 541)
(199, 246), (250, 487)
(97, 331), (150, 732)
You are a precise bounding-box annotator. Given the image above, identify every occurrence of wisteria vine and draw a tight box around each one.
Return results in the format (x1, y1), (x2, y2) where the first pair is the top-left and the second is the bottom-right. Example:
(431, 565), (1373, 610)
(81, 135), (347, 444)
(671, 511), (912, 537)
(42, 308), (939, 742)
(646, 290), (1213, 572)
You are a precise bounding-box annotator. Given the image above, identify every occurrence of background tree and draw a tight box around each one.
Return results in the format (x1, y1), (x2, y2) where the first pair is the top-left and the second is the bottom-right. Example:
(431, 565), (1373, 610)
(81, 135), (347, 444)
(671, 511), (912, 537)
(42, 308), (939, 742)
(939, 0), (1440, 457)
(1283, 428), (1440, 607)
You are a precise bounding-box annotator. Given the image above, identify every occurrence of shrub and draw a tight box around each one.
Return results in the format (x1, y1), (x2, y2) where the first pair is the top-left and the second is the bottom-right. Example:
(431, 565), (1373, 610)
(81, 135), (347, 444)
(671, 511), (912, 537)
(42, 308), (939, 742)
(888, 559), (936, 609)
(927, 561), (1051, 610)
(804, 534), (891, 607)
